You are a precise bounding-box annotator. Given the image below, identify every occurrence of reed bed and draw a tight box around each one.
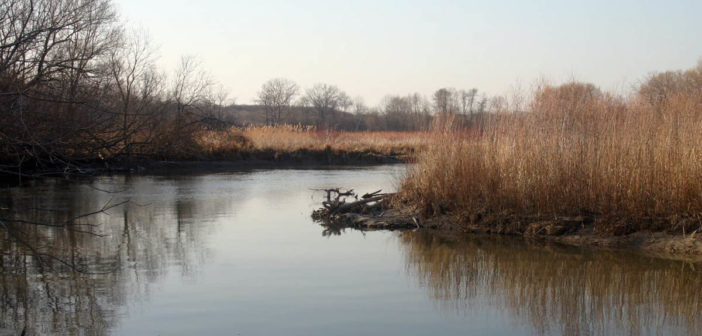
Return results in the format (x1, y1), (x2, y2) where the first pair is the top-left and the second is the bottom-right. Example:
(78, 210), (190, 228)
(198, 125), (430, 157)
(398, 68), (702, 234)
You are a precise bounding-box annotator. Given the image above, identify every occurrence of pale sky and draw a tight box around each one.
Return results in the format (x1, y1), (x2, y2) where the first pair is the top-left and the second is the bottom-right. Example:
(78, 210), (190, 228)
(114, 0), (702, 105)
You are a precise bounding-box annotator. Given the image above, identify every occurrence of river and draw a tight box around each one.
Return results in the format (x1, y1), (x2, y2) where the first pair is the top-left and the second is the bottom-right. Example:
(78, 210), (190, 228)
(0, 165), (699, 335)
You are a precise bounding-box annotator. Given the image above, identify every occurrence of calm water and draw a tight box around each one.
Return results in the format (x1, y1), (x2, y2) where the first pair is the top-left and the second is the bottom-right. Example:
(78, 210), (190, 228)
(0, 165), (700, 335)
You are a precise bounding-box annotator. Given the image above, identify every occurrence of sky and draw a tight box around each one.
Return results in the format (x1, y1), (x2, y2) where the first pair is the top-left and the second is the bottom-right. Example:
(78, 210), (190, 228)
(114, 0), (702, 105)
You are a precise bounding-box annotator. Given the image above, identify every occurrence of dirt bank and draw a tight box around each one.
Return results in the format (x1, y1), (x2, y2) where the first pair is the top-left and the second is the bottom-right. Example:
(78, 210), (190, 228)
(0, 149), (408, 182)
(312, 192), (702, 262)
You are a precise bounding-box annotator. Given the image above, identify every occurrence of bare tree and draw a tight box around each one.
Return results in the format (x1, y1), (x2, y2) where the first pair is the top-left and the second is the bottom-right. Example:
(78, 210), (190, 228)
(0, 0), (252, 170)
(407, 93), (432, 130)
(382, 95), (411, 130)
(256, 78), (298, 125)
(0, 0), (121, 172)
(408, 93), (430, 115)
(302, 83), (347, 128)
(206, 84), (233, 123)
(477, 94), (488, 114)
(380, 93), (432, 131)
(108, 29), (160, 157)
(352, 96), (368, 114)
(0, 0), (118, 88)
(337, 91), (352, 113)
(433, 88), (458, 115)
(458, 88), (478, 115)
(489, 95), (508, 113)
(170, 55), (212, 121)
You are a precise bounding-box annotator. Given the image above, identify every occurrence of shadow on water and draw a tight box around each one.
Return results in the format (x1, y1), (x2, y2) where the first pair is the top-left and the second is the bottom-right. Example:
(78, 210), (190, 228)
(397, 231), (702, 336)
(0, 174), (242, 335)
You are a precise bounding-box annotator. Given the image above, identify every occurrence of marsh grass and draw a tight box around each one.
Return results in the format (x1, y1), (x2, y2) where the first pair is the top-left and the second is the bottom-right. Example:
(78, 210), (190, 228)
(397, 68), (702, 234)
(198, 125), (430, 158)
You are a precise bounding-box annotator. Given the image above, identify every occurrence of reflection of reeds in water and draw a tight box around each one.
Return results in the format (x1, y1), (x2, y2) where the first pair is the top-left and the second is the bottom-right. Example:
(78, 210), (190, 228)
(399, 231), (702, 336)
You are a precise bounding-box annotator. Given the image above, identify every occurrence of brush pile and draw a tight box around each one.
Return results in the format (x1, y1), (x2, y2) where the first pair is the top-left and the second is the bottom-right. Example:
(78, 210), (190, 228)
(311, 188), (418, 233)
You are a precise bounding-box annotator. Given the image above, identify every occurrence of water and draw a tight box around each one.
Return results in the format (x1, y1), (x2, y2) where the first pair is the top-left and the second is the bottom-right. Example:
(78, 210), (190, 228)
(0, 165), (699, 335)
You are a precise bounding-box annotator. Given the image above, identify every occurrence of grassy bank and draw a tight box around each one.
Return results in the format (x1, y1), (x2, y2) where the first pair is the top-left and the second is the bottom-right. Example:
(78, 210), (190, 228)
(395, 64), (702, 236)
(0, 125), (427, 178)
(196, 125), (428, 162)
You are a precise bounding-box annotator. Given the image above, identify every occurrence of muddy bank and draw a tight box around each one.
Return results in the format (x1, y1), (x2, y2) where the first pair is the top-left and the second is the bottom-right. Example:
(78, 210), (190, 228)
(312, 191), (702, 262)
(454, 217), (702, 262)
(0, 149), (408, 181)
(140, 149), (407, 173)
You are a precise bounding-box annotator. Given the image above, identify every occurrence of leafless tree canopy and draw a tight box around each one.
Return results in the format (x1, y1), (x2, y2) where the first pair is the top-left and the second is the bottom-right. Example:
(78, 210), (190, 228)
(256, 78), (298, 125)
(301, 83), (349, 128)
(0, 0), (226, 174)
(0, 0), (122, 172)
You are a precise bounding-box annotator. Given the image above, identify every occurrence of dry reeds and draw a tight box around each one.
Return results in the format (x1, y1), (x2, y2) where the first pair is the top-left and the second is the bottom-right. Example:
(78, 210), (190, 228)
(398, 65), (702, 233)
(199, 124), (430, 157)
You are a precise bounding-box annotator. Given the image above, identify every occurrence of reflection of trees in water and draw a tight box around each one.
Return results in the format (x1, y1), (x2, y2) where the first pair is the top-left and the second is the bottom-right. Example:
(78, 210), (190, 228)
(398, 231), (702, 336)
(0, 174), (243, 335)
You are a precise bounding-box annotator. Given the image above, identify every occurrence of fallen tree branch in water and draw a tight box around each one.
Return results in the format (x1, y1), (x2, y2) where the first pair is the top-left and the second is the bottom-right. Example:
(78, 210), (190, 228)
(312, 188), (418, 235)
(330, 195), (387, 214)
(315, 188), (390, 215)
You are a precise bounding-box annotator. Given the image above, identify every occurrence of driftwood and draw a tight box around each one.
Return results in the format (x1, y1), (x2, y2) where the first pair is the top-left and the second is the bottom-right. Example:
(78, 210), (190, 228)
(316, 188), (390, 216)
(332, 195), (386, 214)
(312, 188), (419, 235)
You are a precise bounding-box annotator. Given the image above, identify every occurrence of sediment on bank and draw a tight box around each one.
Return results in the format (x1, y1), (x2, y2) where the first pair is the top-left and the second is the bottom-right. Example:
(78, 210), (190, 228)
(119, 150), (408, 175)
(311, 190), (702, 261)
(0, 147), (413, 181)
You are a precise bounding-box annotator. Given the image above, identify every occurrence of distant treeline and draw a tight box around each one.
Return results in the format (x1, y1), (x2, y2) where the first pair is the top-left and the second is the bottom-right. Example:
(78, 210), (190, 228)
(212, 88), (488, 132)
(0, 0), (495, 173)
(1, 0), (699, 176)
(231, 80), (500, 131)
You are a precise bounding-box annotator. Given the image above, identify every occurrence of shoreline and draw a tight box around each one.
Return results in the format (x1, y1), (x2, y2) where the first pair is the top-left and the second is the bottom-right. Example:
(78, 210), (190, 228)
(137, 149), (406, 173)
(0, 149), (409, 181)
(314, 206), (702, 263)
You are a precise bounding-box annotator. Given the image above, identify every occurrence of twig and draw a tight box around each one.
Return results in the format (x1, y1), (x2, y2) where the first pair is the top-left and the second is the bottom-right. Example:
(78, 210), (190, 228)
(65, 199), (129, 223)
(85, 184), (129, 194)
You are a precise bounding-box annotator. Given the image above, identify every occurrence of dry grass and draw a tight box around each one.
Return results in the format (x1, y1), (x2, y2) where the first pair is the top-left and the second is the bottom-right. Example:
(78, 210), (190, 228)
(198, 124), (430, 158)
(397, 67), (702, 233)
(196, 127), (253, 157)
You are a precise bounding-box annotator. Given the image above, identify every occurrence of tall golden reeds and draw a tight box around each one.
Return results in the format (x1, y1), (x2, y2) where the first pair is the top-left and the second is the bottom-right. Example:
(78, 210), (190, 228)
(398, 65), (702, 233)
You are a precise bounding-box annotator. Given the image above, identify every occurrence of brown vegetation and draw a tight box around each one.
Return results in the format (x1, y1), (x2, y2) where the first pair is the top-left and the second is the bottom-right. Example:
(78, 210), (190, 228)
(197, 125), (429, 162)
(396, 63), (702, 235)
(242, 125), (428, 155)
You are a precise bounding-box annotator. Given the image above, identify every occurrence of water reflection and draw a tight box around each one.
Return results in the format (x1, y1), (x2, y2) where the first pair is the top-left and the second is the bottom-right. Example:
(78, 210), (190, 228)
(398, 231), (702, 336)
(1, 166), (407, 335)
(0, 175), (234, 335)
(2, 167), (700, 335)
